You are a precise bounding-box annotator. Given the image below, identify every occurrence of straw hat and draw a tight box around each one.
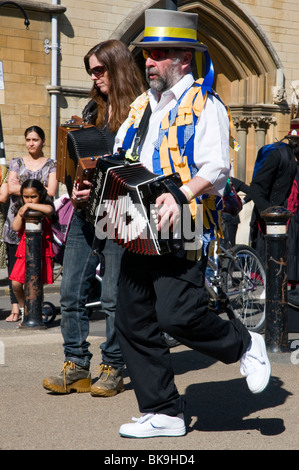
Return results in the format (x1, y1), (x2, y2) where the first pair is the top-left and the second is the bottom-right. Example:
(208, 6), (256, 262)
(132, 9), (208, 52)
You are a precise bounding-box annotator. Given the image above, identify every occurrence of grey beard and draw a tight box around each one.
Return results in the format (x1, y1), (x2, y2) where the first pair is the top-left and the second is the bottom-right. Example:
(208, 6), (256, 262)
(146, 71), (168, 94)
(146, 58), (184, 93)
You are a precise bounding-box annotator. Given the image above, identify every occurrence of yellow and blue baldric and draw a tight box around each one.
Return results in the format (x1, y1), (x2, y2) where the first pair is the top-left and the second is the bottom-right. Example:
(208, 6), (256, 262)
(121, 74), (226, 257)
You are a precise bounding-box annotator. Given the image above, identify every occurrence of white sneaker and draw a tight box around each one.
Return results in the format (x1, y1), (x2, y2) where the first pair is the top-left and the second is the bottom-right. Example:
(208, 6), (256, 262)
(240, 332), (271, 394)
(119, 413), (186, 438)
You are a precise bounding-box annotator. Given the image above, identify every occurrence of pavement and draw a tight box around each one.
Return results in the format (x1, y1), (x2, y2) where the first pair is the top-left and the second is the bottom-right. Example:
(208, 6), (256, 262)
(0, 266), (299, 453)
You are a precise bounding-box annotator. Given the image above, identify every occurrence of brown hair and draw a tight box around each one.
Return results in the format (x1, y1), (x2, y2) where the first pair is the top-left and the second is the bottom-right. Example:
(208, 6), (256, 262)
(24, 125), (45, 141)
(84, 40), (145, 133)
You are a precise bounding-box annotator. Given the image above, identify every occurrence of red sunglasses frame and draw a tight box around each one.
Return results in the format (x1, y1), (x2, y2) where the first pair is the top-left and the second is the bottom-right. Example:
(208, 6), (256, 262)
(142, 49), (170, 61)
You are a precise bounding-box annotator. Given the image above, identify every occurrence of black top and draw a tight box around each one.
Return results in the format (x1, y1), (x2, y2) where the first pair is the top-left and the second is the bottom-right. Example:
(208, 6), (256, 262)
(232, 145), (297, 212)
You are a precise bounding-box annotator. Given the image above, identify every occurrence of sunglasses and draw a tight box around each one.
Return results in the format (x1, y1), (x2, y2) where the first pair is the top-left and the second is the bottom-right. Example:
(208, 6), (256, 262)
(88, 66), (106, 77)
(142, 49), (170, 61)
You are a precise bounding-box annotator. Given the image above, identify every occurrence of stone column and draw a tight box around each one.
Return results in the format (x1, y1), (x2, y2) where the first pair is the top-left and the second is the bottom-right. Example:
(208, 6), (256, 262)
(253, 116), (276, 153)
(233, 117), (251, 181)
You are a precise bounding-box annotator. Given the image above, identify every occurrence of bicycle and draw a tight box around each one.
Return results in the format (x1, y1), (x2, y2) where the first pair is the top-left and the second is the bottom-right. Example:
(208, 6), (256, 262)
(50, 241), (267, 334)
(206, 243), (266, 333)
(163, 243), (266, 347)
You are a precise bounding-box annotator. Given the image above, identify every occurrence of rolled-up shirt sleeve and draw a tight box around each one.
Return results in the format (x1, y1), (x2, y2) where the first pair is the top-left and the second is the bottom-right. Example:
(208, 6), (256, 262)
(194, 93), (230, 196)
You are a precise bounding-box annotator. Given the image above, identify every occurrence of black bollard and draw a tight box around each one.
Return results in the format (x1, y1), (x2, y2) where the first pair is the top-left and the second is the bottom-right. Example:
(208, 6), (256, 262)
(261, 206), (292, 353)
(19, 210), (46, 329)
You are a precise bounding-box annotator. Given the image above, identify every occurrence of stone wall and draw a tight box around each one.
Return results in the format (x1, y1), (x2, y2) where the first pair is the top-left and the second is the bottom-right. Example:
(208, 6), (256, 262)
(0, 0), (298, 183)
(0, 7), (52, 159)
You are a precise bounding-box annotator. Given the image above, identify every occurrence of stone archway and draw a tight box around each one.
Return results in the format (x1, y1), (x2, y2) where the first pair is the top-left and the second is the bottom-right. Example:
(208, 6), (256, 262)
(113, 0), (289, 181)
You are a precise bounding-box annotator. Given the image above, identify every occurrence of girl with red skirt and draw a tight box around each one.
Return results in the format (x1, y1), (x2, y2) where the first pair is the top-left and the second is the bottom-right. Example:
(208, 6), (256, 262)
(9, 179), (57, 324)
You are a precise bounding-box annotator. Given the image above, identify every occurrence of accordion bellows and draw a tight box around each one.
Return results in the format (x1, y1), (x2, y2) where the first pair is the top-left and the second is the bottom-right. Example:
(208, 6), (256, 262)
(56, 124), (111, 195)
(87, 157), (190, 255)
(66, 127), (111, 193)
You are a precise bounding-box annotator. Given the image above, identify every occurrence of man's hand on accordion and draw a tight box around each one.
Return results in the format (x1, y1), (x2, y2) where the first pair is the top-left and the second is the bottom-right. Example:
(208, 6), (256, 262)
(155, 176), (215, 232)
(71, 179), (92, 207)
(155, 192), (181, 232)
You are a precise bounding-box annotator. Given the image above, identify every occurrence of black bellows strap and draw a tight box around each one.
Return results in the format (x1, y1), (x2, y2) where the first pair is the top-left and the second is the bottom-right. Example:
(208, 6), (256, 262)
(130, 102), (152, 160)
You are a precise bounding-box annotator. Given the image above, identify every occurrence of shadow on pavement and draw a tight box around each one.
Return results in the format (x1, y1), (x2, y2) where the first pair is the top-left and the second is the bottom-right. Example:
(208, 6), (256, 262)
(169, 348), (291, 437)
(183, 375), (290, 436)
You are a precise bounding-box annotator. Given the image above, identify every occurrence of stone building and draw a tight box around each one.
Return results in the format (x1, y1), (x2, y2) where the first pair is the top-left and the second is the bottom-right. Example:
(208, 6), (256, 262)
(0, 0), (298, 184)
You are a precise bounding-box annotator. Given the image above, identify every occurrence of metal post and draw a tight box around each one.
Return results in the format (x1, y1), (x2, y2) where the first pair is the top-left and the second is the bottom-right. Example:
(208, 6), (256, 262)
(261, 206), (292, 352)
(19, 210), (45, 329)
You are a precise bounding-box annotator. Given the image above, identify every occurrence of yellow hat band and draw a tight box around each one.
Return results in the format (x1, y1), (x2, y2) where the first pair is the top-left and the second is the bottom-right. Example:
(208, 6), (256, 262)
(143, 26), (197, 44)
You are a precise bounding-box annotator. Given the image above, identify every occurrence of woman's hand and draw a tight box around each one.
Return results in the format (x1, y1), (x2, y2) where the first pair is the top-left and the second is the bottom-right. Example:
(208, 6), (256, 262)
(71, 180), (92, 205)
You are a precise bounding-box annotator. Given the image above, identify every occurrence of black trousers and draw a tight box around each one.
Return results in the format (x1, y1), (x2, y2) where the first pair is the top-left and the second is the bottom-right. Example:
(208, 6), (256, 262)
(115, 250), (251, 416)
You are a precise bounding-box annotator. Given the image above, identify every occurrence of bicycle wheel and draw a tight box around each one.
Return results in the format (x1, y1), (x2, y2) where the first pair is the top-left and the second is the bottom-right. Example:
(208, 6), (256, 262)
(223, 244), (266, 332)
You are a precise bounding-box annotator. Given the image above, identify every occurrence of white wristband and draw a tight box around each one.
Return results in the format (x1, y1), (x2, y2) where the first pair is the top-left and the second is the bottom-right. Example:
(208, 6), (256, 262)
(181, 185), (195, 201)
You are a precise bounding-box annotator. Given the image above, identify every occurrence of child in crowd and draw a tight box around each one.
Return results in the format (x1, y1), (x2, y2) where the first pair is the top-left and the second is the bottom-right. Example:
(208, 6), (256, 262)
(9, 179), (57, 324)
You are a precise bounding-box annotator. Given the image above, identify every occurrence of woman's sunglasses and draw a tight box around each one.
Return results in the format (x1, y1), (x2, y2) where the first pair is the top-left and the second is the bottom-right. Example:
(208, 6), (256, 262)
(142, 49), (170, 61)
(88, 66), (106, 77)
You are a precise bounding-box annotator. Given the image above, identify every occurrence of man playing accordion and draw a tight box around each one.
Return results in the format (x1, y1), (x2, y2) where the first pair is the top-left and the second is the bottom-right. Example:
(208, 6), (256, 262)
(110, 8), (271, 438)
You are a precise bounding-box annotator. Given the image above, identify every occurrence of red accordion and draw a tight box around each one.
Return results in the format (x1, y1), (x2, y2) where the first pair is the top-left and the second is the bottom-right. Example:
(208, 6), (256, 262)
(87, 156), (189, 255)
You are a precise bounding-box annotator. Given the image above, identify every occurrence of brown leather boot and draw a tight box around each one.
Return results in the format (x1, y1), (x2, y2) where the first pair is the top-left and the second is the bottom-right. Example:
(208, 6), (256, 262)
(42, 361), (91, 394)
(90, 364), (124, 397)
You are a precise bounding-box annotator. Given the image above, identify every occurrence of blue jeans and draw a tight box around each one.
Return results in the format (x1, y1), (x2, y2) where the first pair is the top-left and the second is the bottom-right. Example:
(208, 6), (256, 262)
(60, 211), (124, 369)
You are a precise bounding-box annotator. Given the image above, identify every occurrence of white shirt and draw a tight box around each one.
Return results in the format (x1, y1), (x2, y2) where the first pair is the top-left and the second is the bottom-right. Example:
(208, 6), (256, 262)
(114, 73), (230, 196)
